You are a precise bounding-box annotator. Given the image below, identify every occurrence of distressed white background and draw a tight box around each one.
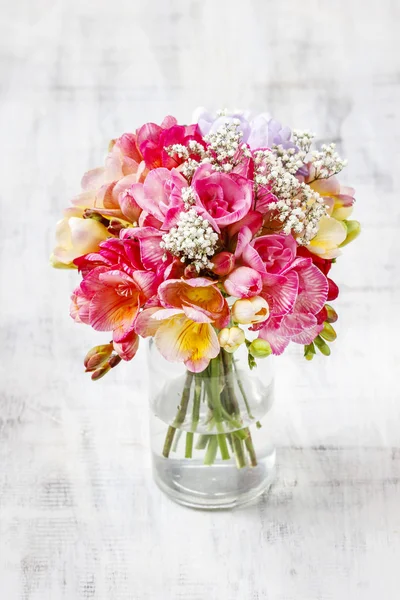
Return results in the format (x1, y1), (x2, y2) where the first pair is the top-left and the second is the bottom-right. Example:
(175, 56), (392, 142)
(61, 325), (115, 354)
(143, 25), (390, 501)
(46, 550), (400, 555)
(1, 0), (400, 598)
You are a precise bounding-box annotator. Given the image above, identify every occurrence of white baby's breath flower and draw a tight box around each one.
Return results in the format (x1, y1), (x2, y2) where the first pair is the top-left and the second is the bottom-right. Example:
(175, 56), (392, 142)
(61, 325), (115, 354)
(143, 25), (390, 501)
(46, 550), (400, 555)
(161, 208), (219, 272)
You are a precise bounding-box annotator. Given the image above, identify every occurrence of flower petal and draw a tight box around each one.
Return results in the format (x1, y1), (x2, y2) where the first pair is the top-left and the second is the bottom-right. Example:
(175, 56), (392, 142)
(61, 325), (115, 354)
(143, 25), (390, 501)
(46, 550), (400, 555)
(224, 267), (262, 298)
(294, 263), (329, 315)
(261, 270), (299, 316)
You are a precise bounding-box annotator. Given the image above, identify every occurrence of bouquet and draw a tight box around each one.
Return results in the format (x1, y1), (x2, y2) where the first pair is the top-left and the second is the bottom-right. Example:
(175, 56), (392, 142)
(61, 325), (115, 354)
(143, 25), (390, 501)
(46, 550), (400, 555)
(52, 108), (360, 471)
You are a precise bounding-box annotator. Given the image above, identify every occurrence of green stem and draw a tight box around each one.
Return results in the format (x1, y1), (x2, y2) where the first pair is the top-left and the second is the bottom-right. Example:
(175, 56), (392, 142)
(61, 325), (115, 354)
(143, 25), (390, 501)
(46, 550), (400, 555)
(172, 429), (183, 453)
(204, 436), (218, 465)
(162, 371), (194, 458)
(185, 432), (194, 458)
(192, 375), (202, 430)
(221, 350), (240, 416)
(185, 375), (202, 459)
(217, 433), (230, 460)
(233, 358), (254, 420)
(244, 430), (258, 466)
(209, 356), (231, 460)
(162, 426), (176, 459)
(232, 434), (246, 469)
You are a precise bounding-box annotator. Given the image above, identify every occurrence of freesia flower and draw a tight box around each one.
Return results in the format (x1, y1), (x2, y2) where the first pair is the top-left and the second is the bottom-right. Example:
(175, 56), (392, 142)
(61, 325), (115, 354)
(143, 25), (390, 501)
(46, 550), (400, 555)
(137, 310), (220, 373)
(71, 232), (159, 349)
(308, 175), (355, 221)
(251, 234), (297, 274)
(136, 117), (205, 170)
(224, 266), (263, 298)
(135, 278), (229, 372)
(257, 257), (329, 354)
(307, 216), (347, 259)
(218, 327), (246, 353)
(130, 168), (187, 230)
(157, 278), (230, 329)
(304, 175), (360, 259)
(194, 108), (296, 150)
(234, 229), (298, 315)
(71, 141), (147, 222)
(71, 266), (156, 340)
(192, 164), (253, 231)
(232, 296), (269, 325)
(51, 209), (109, 268)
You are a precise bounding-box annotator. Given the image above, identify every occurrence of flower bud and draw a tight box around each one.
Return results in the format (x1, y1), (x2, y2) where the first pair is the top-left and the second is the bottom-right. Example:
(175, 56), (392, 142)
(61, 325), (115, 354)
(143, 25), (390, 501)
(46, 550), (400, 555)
(339, 220), (361, 248)
(91, 363), (111, 381)
(218, 327), (246, 353)
(211, 252), (235, 276)
(325, 304), (338, 323)
(314, 335), (331, 356)
(84, 344), (113, 372)
(184, 263), (199, 278)
(320, 322), (337, 342)
(107, 219), (127, 236)
(232, 296), (269, 325)
(248, 338), (272, 358)
(304, 342), (316, 361)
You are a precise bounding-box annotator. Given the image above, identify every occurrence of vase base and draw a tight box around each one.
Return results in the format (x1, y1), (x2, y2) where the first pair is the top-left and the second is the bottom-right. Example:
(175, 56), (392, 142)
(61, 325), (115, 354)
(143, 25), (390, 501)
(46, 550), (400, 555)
(152, 450), (276, 510)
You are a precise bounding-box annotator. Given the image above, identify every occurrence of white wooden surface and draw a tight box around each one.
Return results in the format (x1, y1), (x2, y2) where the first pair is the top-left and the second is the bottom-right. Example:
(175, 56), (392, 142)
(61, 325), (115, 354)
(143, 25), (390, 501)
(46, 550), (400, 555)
(1, 1), (400, 598)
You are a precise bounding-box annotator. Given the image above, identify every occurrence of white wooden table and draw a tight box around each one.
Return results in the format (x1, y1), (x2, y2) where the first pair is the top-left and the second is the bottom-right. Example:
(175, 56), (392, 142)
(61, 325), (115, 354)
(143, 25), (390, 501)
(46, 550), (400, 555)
(1, 1), (399, 598)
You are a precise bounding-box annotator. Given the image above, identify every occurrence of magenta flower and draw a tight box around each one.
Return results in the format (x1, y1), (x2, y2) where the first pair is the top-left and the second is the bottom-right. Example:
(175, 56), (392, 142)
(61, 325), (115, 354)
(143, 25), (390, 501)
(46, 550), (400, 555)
(192, 164), (253, 231)
(71, 234), (159, 350)
(252, 234), (297, 274)
(256, 257), (329, 354)
(136, 117), (205, 170)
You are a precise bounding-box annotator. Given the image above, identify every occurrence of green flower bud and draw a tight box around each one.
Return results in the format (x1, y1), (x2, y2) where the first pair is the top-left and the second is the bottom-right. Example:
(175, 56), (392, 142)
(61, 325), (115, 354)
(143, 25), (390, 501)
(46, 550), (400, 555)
(339, 220), (361, 248)
(248, 338), (272, 358)
(320, 322), (337, 342)
(304, 342), (316, 361)
(314, 335), (331, 356)
(325, 304), (338, 323)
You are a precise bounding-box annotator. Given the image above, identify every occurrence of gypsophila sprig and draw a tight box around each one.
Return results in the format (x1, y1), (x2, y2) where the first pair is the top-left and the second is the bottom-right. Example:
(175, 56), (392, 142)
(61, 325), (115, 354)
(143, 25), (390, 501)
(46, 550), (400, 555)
(310, 143), (347, 179)
(203, 119), (243, 171)
(160, 208), (219, 272)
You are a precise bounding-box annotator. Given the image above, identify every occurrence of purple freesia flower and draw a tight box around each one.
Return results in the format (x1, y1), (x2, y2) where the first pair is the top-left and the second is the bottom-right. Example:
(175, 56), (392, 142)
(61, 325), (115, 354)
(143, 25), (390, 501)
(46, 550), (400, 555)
(193, 107), (296, 150)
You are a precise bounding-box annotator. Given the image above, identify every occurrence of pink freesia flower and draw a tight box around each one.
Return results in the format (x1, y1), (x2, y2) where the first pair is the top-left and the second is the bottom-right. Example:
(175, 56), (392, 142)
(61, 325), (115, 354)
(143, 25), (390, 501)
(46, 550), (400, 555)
(136, 117), (205, 170)
(158, 277), (230, 329)
(256, 257), (329, 354)
(71, 265), (156, 346)
(72, 142), (147, 221)
(235, 230), (299, 316)
(130, 168), (187, 230)
(251, 234), (297, 274)
(135, 278), (229, 372)
(192, 164), (253, 231)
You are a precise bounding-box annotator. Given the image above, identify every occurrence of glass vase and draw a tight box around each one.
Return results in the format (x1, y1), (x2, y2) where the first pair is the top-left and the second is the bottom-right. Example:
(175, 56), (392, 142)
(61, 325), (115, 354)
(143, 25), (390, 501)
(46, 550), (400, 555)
(148, 340), (276, 509)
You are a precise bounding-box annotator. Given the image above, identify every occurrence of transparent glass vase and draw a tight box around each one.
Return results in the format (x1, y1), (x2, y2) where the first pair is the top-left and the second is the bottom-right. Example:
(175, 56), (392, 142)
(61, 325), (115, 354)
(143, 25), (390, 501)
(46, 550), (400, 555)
(148, 340), (276, 509)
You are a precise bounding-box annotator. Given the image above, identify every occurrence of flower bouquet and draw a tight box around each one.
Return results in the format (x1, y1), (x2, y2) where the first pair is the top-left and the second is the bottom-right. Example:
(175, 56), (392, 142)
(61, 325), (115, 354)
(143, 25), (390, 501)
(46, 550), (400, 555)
(52, 108), (360, 508)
